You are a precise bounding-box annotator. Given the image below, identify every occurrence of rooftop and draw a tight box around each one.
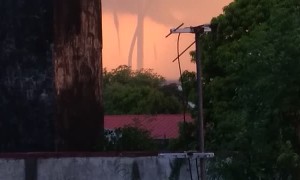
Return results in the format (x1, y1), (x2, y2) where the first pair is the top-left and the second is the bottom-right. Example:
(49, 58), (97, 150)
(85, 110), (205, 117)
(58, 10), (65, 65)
(104, 114), (193, 139)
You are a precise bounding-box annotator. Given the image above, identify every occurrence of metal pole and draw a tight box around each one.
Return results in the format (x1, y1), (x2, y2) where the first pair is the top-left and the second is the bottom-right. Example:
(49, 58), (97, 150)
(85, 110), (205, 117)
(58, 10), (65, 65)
(195, 31), (206, 180)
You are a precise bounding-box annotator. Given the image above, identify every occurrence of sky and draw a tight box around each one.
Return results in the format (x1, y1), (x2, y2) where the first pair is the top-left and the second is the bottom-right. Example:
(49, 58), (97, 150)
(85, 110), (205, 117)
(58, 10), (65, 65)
(102, 0), (232, 80)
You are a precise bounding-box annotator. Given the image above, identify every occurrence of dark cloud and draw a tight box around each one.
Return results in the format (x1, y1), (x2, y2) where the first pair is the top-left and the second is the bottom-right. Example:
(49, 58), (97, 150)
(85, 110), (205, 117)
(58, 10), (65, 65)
(102, 0), (220, 25)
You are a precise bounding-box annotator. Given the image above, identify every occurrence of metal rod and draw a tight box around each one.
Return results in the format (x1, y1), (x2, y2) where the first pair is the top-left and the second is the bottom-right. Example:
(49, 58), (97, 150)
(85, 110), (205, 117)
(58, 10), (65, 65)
(176, 33), (188, 149)
(172, 41), (195, 62)
(166, 23), (184, 38)
(195, 32), (206, 180)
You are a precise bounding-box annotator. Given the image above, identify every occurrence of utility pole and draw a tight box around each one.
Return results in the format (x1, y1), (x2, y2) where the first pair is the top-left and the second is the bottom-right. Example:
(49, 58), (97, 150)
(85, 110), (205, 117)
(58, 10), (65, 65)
(194, 26), (206, 180)
(167, 24), (211, 180)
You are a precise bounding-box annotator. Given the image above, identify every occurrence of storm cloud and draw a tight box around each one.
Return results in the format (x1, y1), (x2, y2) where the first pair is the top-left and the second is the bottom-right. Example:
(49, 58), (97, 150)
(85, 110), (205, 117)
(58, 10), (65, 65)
(102, 0), (229, 25)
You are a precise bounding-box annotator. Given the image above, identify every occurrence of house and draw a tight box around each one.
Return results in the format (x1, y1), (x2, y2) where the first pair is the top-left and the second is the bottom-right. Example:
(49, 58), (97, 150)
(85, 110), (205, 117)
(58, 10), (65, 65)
(104, 114), (193, 140)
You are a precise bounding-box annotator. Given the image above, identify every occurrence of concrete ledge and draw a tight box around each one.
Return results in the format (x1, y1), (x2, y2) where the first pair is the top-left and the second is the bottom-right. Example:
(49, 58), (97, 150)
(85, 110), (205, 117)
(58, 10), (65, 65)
(0, 152), (159, 159)
(0, 153), (207, 180)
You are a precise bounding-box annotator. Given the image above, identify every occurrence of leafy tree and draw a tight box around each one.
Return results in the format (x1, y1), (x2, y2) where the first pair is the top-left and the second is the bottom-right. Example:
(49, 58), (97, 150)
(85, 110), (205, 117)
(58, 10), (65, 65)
(180, 70), (197, 104)
(104, 126), (157, 151)
(197, 0), (300, 179)
(173, 0), (300, 178)
(104, 65), (182, 115)
(168, 122), (197, 151)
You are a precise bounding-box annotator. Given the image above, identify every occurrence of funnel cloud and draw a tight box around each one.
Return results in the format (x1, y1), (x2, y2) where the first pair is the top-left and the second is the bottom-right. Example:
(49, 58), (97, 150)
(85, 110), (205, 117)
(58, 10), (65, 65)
(102, 0), (232, 76)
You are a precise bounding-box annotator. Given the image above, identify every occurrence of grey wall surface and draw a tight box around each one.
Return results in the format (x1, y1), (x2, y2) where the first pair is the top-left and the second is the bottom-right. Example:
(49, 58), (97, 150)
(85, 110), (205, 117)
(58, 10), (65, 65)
(0, 156), (203, 180)
(0, 159), (24, 180)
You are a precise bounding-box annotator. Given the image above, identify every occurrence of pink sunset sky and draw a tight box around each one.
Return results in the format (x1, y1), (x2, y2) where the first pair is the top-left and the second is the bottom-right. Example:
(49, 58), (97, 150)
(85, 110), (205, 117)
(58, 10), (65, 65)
(102, 0), (232, 80)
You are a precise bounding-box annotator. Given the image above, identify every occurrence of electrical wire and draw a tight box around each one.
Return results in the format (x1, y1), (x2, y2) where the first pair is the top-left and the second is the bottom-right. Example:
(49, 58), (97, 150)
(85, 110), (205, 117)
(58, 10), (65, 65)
(172, 41), (196, 62)
(176, 33), (186, 123)
(176, 33), (191, 151)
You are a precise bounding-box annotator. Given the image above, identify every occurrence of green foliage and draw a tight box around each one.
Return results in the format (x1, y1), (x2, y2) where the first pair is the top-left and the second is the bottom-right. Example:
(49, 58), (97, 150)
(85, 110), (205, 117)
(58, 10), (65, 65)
(180, 70), (197, 103)
(198, 0), (300, 179)
(104, 126), (157, 151)
(104, 65), (182, 114)
(104, 65), (165, 88)
(174, 0), (300, 178)
(169, 122), (197, 151)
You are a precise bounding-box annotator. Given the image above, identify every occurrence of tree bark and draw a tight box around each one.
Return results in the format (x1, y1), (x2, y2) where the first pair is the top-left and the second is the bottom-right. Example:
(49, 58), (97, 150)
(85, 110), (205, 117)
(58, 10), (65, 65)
(53, 0), (103, 151)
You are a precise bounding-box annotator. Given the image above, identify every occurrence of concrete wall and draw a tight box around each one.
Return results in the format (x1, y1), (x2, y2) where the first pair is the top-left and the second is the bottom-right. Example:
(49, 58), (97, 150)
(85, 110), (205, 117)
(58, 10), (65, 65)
(0, 159), (24, 180)
(0, 156), (204, 180)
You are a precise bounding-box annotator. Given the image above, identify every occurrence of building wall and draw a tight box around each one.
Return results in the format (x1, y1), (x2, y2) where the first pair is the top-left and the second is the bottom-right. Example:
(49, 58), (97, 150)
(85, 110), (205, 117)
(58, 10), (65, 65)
(0, 156), (204, 180)
(0, 0), (54, 152)
(0, 159), (24, 180)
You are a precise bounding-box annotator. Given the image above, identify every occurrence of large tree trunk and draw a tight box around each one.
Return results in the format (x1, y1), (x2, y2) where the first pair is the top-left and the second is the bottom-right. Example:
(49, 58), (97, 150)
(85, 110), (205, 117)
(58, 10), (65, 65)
(53, 0), (103, 151)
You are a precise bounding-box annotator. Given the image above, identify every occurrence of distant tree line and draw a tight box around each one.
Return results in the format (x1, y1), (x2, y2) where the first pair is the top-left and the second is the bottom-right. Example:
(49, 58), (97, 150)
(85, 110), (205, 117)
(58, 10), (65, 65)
(103, 65), (183, 115)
